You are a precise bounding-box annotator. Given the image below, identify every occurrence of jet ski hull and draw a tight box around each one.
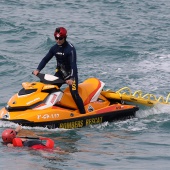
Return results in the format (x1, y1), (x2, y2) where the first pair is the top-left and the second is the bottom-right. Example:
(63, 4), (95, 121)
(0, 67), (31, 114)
(0, 105), (138, 129)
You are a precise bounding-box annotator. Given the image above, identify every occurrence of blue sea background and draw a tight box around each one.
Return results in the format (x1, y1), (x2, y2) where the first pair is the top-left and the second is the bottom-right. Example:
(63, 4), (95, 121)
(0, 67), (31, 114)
(0, 0), (170, 169)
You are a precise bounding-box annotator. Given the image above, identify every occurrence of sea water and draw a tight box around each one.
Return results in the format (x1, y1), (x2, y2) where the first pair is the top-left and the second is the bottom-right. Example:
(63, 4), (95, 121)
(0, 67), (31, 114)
(0, 0), (170, 169)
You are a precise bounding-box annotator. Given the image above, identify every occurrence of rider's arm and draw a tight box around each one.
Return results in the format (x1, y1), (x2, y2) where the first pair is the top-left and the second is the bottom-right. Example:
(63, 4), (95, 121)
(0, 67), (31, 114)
(15, 125), (22, 134)
(37, 47), (54, 71)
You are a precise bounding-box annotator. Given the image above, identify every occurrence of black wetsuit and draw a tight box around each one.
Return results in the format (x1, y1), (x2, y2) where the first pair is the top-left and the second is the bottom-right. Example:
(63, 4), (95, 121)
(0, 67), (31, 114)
(23, 140), (44, 147)
(37, 41), (85, 114)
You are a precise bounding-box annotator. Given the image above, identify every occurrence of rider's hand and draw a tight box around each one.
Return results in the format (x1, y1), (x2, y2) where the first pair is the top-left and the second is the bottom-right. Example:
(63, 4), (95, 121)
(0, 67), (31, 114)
(66, 79), (74, 85)
(15, 125), (22, 133)
(33, 70), (39, 76)
(7, 143), (14, 147)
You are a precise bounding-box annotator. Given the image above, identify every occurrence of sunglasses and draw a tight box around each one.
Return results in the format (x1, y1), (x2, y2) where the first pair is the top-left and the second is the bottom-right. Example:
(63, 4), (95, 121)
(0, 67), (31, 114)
(55, 36), (64, 40)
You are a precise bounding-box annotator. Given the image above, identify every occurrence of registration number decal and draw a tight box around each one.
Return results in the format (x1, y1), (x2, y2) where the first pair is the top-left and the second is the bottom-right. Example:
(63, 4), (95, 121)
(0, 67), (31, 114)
(37, 113), (59, 120)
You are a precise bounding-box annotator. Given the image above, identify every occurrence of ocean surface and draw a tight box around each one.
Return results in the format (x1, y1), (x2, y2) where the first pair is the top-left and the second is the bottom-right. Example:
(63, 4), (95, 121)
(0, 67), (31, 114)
(0, 0), (170, 169)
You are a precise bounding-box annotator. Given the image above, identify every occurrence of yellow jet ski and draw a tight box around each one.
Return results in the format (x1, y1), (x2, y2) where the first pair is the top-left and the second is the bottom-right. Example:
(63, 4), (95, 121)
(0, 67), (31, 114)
(0, 73), (138, 129)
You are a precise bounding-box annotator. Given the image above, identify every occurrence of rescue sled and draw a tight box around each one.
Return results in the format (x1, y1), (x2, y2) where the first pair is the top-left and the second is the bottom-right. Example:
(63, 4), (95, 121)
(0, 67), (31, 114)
(0, 73), (138, 129)
(101, 87), (170, 107)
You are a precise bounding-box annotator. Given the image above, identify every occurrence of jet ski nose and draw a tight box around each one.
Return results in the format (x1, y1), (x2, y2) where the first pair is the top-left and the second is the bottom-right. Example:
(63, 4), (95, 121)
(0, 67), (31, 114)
(2, 112), (10, 119)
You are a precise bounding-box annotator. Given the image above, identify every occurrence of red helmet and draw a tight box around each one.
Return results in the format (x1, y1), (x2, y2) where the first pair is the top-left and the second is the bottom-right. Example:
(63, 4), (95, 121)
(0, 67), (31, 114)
(2, 128), (16, 143)
(54, 27), (67, 38)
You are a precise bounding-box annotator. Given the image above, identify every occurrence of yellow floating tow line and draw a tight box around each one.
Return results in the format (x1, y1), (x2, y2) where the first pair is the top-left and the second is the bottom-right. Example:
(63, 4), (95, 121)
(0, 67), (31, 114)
(101, 87), (170, 107)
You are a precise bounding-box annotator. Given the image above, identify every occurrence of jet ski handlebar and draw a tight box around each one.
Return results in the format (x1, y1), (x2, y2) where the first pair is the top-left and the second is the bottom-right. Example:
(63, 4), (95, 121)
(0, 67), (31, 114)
(36, 73), (65, 85)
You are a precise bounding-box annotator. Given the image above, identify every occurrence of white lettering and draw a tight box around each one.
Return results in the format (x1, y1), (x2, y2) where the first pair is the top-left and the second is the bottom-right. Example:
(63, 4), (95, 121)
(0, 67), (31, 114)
(42, 114), (50, 119)
(56, 52), (63, 55)
(26, 97), (40, 105)
(37, 114), (59, 120)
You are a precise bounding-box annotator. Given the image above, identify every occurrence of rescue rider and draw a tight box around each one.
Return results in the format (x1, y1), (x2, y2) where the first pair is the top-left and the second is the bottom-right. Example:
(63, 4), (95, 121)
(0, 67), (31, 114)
(33, 27), (86, 114)
(1, 125), (61, 151)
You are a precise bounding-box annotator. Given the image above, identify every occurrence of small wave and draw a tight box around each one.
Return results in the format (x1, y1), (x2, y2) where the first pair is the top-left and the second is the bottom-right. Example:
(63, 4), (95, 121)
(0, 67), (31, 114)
(0, 120), (70, 132)
(136, 104), (170, 118)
